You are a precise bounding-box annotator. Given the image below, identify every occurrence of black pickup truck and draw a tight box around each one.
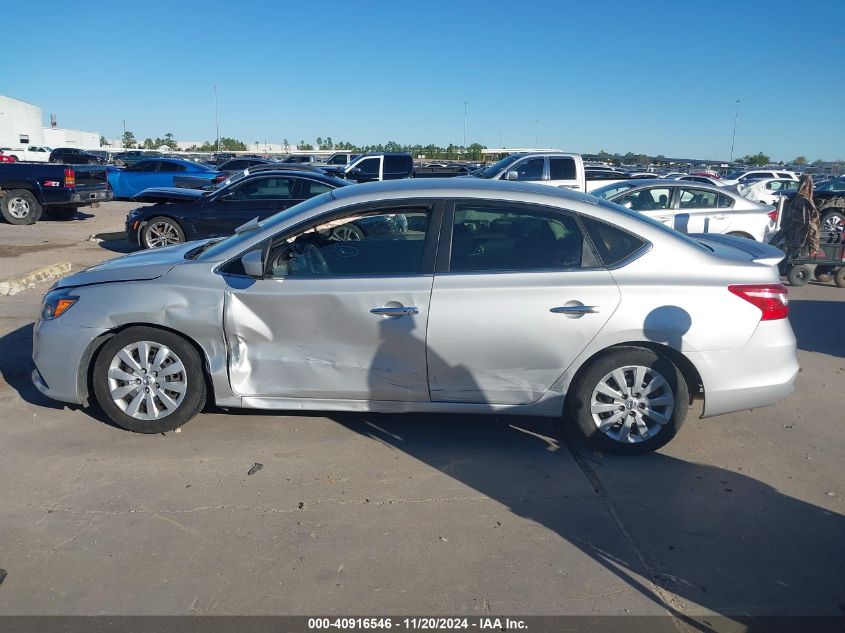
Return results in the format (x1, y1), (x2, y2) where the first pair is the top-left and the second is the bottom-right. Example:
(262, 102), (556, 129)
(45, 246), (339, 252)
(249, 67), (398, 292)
(0, 163), (113, 224)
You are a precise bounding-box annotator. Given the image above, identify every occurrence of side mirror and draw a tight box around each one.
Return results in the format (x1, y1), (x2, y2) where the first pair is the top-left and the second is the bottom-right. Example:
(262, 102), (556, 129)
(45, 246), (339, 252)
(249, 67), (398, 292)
(241, 249), (264, 277)
(505, 170), (519, 181)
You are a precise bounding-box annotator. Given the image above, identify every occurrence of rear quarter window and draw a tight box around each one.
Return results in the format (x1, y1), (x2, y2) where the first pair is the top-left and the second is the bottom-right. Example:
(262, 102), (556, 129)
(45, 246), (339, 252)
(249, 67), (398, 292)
(580, 216), (646, 266)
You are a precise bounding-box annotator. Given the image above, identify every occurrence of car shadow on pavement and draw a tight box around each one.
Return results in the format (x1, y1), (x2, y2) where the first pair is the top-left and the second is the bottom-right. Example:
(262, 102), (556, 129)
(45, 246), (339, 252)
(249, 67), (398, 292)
(0, 323), (120, 428)
(96, 238), (138, 254)
(788, 299), (845, 357)
(326, 411), (845, 627)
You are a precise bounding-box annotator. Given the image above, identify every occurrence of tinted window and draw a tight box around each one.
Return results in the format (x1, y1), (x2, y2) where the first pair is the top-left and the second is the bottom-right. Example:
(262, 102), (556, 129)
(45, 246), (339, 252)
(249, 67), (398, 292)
(356, 157), (380, 175)
(580, 217), (645, 266)
(591, 182), (639, 199)
(267, 207), (431, 277)
(678, 187), (732, 209)
(130, 161), (158, 172)
(777, 173), (792, 178)
(508, 158), (544, 181)
(158, 161), (186, 173)
(328, 154), (347, 164)
(384, 155), (411, 173)
(299, 179), (333, 198)
(449, 203), (585, 272)
(616, 187), (672, 211)
(229, 177), (293, 200)
(550, 157), (576, 180)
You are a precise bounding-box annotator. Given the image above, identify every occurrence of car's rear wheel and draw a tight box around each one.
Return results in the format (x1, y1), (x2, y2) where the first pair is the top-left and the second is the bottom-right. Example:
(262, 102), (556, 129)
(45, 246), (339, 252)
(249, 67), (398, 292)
(1, 189), (42, 225)
(835, 267), (845, 289)
(44, 206), (77, 221)
(564, 347), (688, 455)
(787, 264), (811, 287)
(92, 327), (206, 433)
(329, 224), (364, 241)
(142, 216), (185, 249)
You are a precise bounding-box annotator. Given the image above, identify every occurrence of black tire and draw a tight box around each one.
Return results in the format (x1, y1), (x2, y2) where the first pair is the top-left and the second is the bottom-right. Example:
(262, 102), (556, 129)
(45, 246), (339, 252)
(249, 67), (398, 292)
(141, 216), (185, 249)
(44, 206), (77, 221)
(821, 210), (845, 233)
(835, 267), (845, 289)
(787, 264), (811, 287)
(815, 265), (834, 283)
(563, 346), (689, 455)
(1, 189), (42, 225)
(92, 327), (206, 433)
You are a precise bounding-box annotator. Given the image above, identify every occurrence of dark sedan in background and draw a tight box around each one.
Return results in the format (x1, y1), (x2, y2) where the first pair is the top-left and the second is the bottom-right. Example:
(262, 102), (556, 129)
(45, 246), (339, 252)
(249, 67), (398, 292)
(126, 169), (350, 248)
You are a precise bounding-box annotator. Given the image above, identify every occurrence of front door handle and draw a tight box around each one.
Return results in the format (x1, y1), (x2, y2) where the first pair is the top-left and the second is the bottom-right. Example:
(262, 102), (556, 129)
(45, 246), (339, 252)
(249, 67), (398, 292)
(550, 305), (600, 314)
(370, 306), (419, 316)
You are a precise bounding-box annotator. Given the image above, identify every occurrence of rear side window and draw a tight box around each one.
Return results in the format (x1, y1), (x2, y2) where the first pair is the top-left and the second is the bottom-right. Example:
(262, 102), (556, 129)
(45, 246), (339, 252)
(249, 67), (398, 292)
(299, 179), (333, 198)
(580, 216), (645, 267)
(449, 203), (587, 272)
(550, 157), (576, 180)
(384, 155), (411, 173)
(158, 161), (185, 173)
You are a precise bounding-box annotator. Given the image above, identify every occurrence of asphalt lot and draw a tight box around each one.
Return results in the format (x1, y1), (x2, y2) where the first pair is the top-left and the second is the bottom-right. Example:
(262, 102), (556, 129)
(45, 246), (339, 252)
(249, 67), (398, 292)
(0, 202), (843, 622)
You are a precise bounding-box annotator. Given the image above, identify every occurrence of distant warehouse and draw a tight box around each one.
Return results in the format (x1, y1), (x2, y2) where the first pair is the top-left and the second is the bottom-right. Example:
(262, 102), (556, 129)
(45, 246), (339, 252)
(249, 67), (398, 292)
(0, 94), (100, 151)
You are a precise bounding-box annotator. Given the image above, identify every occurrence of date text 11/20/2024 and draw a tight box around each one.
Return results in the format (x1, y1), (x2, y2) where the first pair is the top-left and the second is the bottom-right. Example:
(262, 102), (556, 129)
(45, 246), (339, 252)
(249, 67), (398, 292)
(307, 617), (528, 630)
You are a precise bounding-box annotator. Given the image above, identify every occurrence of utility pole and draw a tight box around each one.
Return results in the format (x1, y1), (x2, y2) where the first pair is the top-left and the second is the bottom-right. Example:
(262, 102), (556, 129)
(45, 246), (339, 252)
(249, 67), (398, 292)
(122, 119), (126, 146)
(535, 119), (539, 148)
(729, 98), (740, 163)
(213, 85), (220, 153)
(463, 101), (468, 149)
(499, 129), (503, 148)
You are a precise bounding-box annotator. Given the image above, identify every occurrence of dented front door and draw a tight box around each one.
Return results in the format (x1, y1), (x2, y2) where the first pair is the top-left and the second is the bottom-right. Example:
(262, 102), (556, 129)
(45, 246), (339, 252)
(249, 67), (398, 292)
(223, 276), (433, 400)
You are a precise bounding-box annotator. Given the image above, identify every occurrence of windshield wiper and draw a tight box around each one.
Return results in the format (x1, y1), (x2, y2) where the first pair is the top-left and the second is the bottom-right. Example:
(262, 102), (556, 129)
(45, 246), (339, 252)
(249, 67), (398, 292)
(185, 238), (222, 260)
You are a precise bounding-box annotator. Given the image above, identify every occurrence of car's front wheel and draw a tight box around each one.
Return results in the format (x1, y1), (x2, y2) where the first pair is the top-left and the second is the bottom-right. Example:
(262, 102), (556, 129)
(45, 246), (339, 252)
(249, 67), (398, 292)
(92, 327), (206, 433)
(564, 347), (689, 455)
(142, 216), (185, 249)
(821, 210), (844, 232)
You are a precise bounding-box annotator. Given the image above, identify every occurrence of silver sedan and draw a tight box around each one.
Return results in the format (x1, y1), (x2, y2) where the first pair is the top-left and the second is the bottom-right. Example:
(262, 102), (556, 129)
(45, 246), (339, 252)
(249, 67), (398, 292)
(32, 179), (798, 454)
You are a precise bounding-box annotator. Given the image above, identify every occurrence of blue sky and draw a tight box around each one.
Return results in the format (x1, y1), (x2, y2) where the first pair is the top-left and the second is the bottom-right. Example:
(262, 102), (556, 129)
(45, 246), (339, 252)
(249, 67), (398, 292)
(1, 0), (842, 160)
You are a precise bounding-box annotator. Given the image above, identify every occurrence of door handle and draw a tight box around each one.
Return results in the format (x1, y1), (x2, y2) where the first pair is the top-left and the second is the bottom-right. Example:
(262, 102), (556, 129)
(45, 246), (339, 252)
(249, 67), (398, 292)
(710, 214), (727, 220)
(370, 306), (419, 316)
(550, 305), (600, 314)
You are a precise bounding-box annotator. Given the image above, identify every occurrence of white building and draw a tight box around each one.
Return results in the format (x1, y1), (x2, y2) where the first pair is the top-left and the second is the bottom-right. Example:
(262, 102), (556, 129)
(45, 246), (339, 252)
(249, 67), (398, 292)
(0, 95), (44, 148)
(43, 127), (100, 149)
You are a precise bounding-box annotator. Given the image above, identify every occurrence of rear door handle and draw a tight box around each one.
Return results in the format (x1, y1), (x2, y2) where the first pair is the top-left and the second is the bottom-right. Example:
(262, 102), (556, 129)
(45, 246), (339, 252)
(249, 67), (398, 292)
(550, 305), (600, 314)
(370, 306), (419, 316)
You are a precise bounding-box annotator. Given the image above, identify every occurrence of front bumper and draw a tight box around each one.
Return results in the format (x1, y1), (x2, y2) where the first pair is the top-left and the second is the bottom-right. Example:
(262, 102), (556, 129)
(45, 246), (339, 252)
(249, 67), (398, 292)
(690, 318), (799, 418)
(32, 319), (109, 406)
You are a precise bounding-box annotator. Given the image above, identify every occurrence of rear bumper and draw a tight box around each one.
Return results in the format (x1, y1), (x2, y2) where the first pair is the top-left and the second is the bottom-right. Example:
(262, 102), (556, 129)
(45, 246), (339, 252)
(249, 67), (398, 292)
(43, 187), (113, 207)
(689, 319), (799, 417)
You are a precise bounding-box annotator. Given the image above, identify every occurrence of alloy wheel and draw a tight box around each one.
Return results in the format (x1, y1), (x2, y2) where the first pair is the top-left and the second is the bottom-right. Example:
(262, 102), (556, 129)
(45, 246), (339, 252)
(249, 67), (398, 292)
(589, 365), (675, 444)
(9, 197), (30, 219)
(145, 221), (182, 248)
(822, 214), (843, 231)
(107, 341), (187, 420)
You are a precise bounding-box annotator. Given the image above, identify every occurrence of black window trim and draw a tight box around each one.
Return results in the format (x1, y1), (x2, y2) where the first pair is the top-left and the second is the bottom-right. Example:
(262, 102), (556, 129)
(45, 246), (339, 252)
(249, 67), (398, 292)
(436, 198), (604, 275)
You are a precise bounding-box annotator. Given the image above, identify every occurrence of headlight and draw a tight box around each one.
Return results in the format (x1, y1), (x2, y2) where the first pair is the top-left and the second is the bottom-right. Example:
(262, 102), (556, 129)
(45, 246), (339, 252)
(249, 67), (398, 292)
(41, 289), (79, 320)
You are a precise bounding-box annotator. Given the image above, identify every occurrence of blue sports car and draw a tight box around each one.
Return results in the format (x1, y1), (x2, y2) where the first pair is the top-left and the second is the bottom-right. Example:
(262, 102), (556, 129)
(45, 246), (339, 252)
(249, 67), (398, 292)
(108, 158), (222, 199)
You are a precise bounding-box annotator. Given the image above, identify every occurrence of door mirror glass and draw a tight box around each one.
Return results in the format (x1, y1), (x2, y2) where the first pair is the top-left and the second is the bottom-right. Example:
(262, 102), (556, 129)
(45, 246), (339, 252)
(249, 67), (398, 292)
(505, 170), (519, 181)
(241, 249), (265, 277)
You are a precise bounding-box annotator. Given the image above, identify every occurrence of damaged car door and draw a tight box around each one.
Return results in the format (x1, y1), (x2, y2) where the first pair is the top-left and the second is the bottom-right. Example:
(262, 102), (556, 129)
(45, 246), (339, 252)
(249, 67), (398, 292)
(222, 202), (440, 401)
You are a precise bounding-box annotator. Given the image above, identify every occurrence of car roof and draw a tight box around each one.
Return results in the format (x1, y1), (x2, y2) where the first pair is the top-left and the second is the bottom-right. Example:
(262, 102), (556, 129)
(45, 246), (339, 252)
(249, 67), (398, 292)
(234, 169), (349, 186)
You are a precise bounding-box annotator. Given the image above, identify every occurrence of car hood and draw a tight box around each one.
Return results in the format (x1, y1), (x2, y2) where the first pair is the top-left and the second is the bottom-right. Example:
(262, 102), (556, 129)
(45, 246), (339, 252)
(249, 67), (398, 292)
(54, 241), (202, 289)
(131, 187), (207, 203)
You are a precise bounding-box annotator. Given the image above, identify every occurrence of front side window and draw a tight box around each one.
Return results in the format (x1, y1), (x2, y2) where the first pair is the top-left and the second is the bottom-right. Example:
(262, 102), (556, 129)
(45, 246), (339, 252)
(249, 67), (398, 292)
(616, 187), (672, 211)
(678, 187), (732, 209)
(505, 157), (544, 181)
(356, 157), (380, 175)
(227, 177), (293, 201)
(158, 161), (186, 173)
(131, 161), (158, 172)
(266, 207), (430, 277)
(449, 203), (586, 272)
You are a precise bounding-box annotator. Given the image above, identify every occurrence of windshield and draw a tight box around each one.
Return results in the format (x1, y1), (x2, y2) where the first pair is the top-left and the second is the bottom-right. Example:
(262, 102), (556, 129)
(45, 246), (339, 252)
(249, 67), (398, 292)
(724, 171), (745, 180)
(477, 154), (523, 178)
(196, 192), (335, 261)
(591, 181), (640, 199)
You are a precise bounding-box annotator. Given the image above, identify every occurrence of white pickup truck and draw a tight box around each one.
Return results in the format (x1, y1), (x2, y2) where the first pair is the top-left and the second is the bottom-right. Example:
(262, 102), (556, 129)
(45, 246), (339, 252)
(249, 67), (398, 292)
(0, 145), (52, 162)
(470, 152), (587, 191)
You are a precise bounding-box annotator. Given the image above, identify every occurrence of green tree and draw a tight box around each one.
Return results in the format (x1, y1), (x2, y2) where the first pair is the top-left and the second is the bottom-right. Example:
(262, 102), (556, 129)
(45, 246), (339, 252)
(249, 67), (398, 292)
(163, 133), (178, 150)
(283, 139), (290, 153)
(793, 156), (807, 165)
(297, 139), (314, 150)
(741, 152), (770, 166)
(121, 130), (137, 149)
(142, 138), (155, 149)
(99, 135), (109, 147)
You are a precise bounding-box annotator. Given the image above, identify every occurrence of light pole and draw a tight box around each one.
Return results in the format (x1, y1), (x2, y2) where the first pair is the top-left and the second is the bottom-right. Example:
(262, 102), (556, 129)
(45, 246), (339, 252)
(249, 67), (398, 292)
(729, 98), (740, 163)
(535, 119), (539, 148)
(498, 129), (503, 148)
(463, 101), (468, 149)
(213, 85), (220, 153)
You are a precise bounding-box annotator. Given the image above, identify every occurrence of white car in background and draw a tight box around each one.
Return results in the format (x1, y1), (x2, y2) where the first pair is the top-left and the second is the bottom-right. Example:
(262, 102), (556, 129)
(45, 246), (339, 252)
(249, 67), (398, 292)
(0, 145), (52, 162)
(592, 179), (776, 242)
(737, 177), (798, 206)
(674, 174), (725, 187)
(721, 169), (799, 186)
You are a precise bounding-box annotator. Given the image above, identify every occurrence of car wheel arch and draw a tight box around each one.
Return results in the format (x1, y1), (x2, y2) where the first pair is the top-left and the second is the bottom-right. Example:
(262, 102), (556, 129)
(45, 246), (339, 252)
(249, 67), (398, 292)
(82, 323), (215, 409)
(561, 341), (703, 414)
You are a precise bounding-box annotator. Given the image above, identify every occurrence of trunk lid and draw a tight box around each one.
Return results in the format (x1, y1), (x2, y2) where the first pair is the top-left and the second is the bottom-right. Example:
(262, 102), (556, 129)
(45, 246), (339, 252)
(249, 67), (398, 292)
(691, 232), (785, 267)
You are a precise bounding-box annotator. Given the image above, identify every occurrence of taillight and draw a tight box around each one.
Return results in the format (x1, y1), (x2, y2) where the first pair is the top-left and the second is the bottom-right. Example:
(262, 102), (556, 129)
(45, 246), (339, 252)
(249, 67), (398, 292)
(766, 208), (778, 222)
(728, 284), (789, 321)
(64, 167), (76, 189)
(213, 174), (226, 183)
